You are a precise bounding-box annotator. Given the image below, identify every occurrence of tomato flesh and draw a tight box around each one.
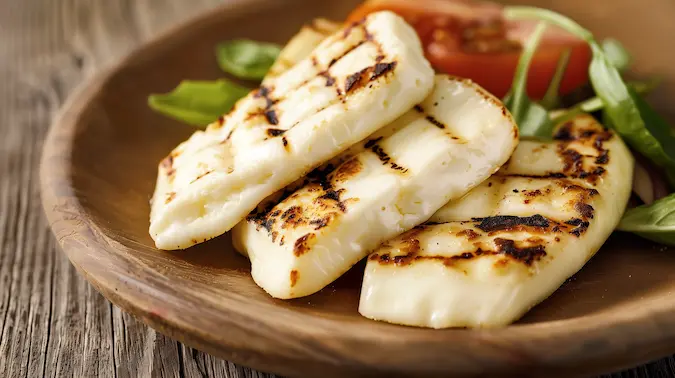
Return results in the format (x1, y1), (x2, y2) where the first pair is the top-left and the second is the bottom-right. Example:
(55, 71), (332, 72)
(347, 0), (592, 99)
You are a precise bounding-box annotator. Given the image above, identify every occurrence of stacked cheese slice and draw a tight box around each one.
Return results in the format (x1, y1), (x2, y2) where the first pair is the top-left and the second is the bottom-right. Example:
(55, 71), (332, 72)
(150, 12), (634, 328)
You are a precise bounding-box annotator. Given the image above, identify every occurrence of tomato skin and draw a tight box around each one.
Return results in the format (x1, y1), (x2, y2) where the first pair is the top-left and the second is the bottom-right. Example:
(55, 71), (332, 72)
(426, 40), (592, 98)
(347, 0), (592, 99)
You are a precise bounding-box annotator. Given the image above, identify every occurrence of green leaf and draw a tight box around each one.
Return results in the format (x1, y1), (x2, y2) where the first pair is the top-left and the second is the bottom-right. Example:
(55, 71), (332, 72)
(602, 38), (631, 71)
(148, 79), (250, 127)
(503, 22), (554, 138)
(589, 55), (675, 171)
(506, 6), (675, 175)
(550, 78), (661, 124)
(627, 88), (675, 165)
(618, 193), (675, 246)
(540, 49), (571, 110)
(216, 39), (281, 80)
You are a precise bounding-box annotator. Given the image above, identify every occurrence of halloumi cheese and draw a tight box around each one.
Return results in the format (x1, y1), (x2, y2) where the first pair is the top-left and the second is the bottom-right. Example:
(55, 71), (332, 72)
(265, 18), (341, 81)
(231, 75), (519, 299)
(359, 115), (634, 328)
(149, 11), (434, 250)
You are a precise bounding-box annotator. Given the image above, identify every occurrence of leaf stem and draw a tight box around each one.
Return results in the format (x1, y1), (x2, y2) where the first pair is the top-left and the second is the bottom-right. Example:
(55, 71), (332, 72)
(504, 6), (594, 42)
(509, 22), (548, 121)
(541, 49), (571, 109)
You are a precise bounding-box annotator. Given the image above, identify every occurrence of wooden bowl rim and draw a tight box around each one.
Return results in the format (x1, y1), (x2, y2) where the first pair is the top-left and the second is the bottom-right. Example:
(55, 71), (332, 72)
(39, 0), (675, 376)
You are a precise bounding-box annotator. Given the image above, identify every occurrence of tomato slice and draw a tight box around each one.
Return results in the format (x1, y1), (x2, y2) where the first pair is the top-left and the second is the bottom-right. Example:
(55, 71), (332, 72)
(346, 0), (592, 99)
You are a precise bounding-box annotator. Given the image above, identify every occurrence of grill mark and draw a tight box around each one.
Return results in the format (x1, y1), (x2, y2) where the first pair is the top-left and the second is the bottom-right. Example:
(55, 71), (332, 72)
(524, 189), (542, 197)
(222, 129), (235, 144)
(333, 157), (363, 182)
(374, 228), (424, 266)
(371, 62), (397, 80)
(281, 206), (305, 228)
(254, 165), (353, 237)
(560, 148), (584, 174)
(414, 105), (447, 129)
(575, 202), (595, 219)
(372, 238), (547, 267)
(457, 229), (480, 240)
(494, 238), (547, 266)
(317, 189), (347, 212)
(342, 17), (367, 38)
(160, 155), (173, 169)
(253, 24), (390, 134)
(473, 215), (550, 233)
(553, 122), (575, 141)
(293, 233), (316, 256)
(247, 185), (305, 237)
(328, 39), (367, 68)
(550, 121), (614, 184)
(254, 86), (280, 126)
(282, 136), (288, 149)
(160, 155), (175, 177)
(364, 137), (383, 149)
(264, 110), (279, 125)
(210, 115), (225, 129)
(290, 270), (299, 287)
(309, 216), (332, 230)
(367, 141), (409, 173)
(595, 150), (609, 164)
(189, 170), (213, 184)
(267, 128), (285, 137)
(565, 218), (590, 236)
(425, 115), (446, 129)
(165, 192), (176, 204)
(319, 71), (336, 87)
(345, 69), (367, 93)
(556, 180), (600, 196)
(500, 173), (568, 180)
(255, 32), (388, 133)
(344, 60), (398, 93)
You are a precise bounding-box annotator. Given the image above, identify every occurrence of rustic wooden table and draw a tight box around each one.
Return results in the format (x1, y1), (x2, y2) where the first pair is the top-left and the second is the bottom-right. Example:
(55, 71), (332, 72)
(1, 0), (674, 377)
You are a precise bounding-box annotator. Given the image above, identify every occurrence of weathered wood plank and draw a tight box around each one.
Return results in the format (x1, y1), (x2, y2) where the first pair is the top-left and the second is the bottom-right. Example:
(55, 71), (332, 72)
(0, 0), (674, 377)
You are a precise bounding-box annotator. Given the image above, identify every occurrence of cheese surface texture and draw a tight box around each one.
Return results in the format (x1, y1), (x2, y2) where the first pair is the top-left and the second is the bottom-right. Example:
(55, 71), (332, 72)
(359, 115), (634, 328)
(232, 75), (519, 299)
(149, 11), (434, 250)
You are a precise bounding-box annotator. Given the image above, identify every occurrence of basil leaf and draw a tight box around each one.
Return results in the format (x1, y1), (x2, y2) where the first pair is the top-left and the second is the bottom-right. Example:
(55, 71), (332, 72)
(540, 49), (571, 110)
(216, 39), (281, 80)
(148, 79), (250, 127)
(618, 193), (675, 246)
(503, 22), (554, 138)
(602, 38), (631, 71)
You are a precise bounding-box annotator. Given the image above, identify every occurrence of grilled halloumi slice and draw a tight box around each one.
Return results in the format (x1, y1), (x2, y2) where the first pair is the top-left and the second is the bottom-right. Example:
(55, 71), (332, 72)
(359, 115), (634, 328)
(231, 75), (519, 299)
(265, 18), (341, 81)
(149, 11), (435, 250)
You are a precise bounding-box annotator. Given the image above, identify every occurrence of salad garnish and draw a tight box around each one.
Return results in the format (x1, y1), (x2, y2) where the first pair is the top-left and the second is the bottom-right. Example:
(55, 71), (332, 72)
(148, 3), (675, 246)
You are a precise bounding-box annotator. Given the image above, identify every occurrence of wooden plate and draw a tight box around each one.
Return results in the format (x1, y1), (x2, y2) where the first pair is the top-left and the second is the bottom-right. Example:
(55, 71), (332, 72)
(40, 0), (675, 376)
